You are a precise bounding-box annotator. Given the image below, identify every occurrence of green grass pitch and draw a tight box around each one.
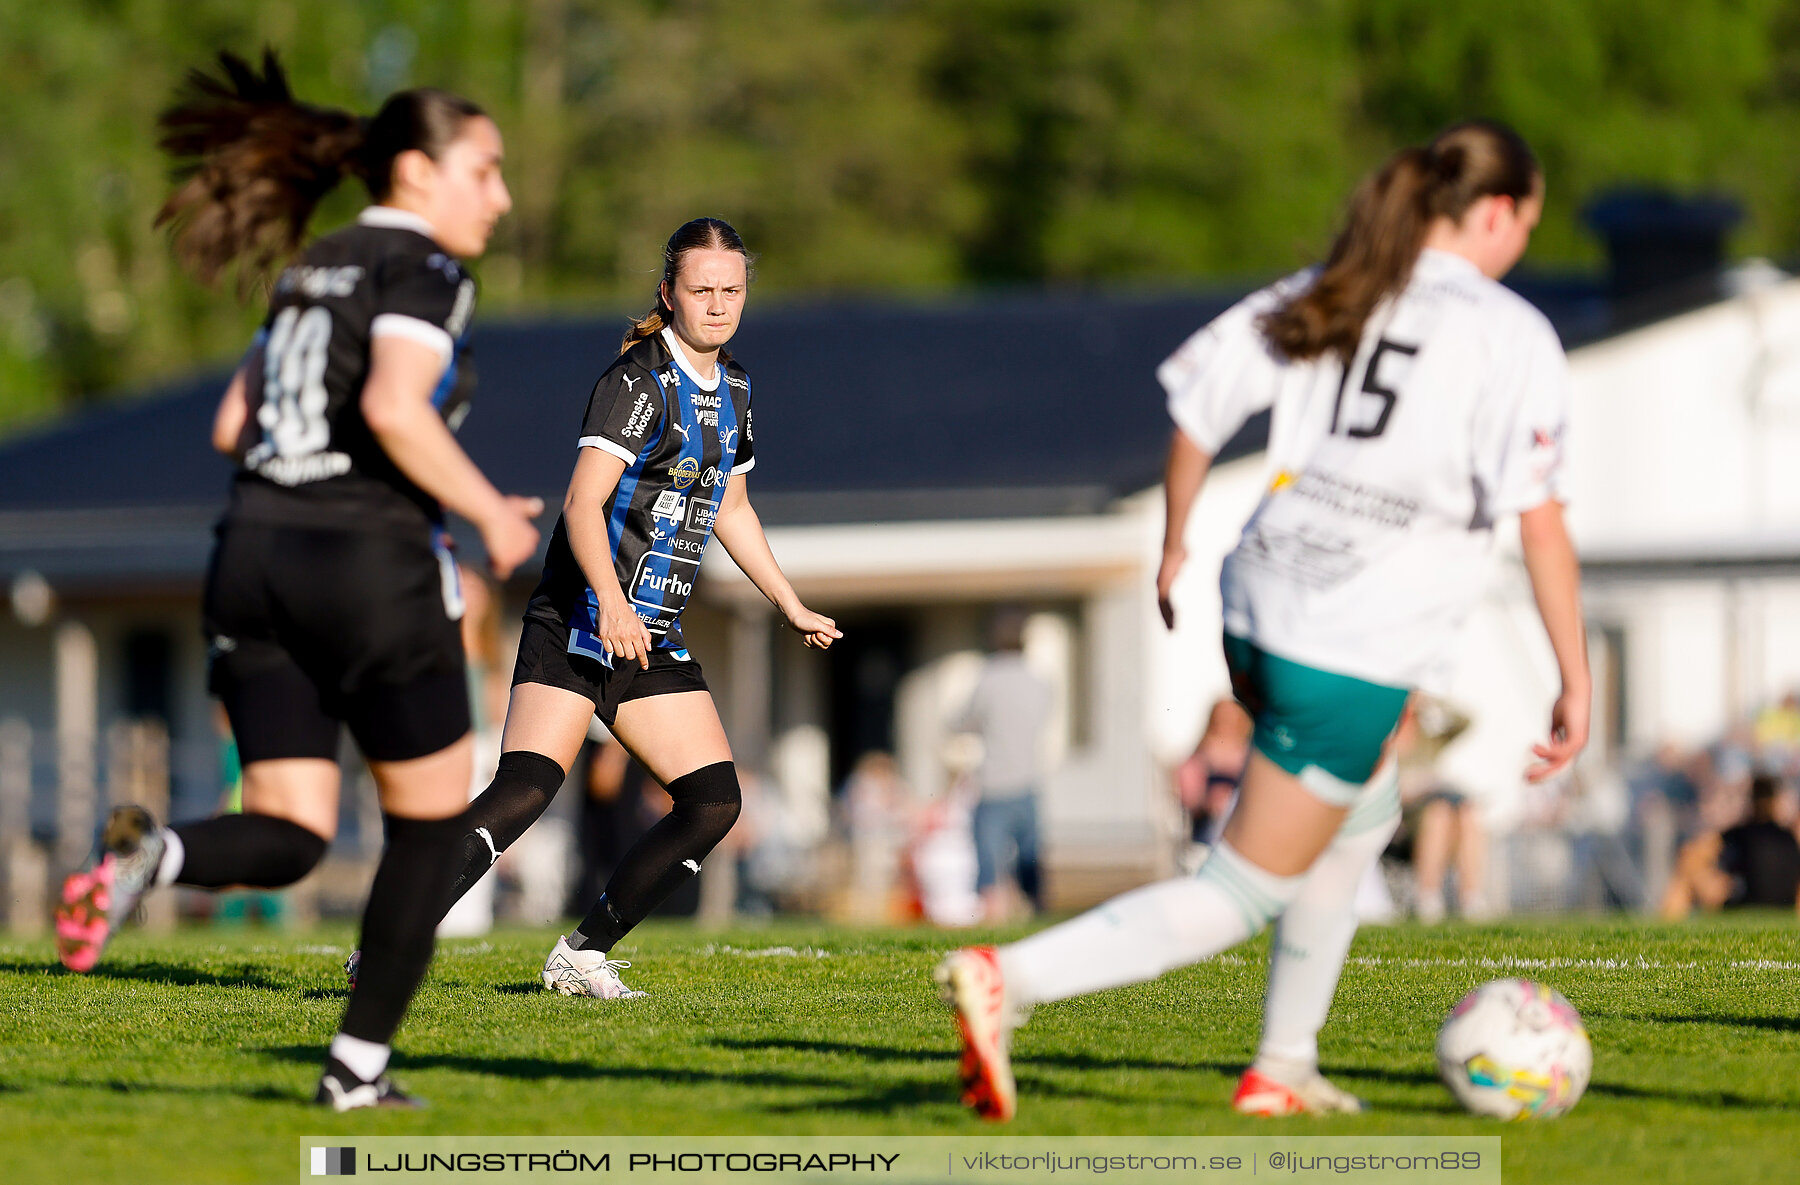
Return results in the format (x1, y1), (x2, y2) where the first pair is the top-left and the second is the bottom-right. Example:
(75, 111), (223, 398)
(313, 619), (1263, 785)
(0, 915), (1794, 1183)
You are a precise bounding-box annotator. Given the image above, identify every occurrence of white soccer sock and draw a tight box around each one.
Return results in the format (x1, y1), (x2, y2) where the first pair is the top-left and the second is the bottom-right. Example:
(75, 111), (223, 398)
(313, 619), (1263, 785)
(329, 1032), (391, 1082)
(1255, 812), (1399, 1068)
(154, 828), (185, 888)
(999, 841), (1306, 1007)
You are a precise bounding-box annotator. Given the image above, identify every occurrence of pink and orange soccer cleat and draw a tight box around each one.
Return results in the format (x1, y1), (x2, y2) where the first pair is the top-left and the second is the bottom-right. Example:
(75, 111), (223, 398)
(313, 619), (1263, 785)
(54, 806), (165, 973)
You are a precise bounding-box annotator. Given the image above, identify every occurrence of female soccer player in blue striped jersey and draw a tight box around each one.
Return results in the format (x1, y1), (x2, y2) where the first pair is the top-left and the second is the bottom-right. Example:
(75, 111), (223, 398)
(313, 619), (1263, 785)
(386, 218), (840, 998)
(938, 121), (1589, 1120)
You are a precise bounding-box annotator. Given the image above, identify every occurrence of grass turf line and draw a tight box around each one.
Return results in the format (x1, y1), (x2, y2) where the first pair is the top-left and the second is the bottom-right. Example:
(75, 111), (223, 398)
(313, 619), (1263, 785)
(0, 915), (1795, 1184)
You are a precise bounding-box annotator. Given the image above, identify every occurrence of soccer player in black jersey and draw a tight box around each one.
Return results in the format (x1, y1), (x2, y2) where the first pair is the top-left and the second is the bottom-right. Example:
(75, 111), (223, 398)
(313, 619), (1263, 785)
(52, 53), (542, 1110)
(390, 217), (839, 998)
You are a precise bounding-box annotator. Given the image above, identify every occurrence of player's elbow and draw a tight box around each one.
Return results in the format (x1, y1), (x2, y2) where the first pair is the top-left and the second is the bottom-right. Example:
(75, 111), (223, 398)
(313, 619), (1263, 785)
(360, 386), (412, 439)
(211, 422), (239, 457)
(1518, 499), (1571, 552)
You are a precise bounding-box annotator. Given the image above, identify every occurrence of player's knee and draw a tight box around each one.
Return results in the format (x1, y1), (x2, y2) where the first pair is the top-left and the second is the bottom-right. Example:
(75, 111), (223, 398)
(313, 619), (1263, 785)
(1196, 839), (1306, 932)
(263, 818), (330, 886)
(666, 761), (742, 843)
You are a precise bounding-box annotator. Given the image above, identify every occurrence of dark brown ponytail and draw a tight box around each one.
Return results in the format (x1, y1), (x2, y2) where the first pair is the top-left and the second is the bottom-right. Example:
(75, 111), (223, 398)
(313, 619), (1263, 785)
(1260, 120), (1539, 363)
(155, 50), (486, 291)
(621, 217), (755, 354)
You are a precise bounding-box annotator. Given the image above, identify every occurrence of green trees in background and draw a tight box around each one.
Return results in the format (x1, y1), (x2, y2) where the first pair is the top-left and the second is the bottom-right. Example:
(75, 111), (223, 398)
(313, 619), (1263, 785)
(3, 0), (1798, 431)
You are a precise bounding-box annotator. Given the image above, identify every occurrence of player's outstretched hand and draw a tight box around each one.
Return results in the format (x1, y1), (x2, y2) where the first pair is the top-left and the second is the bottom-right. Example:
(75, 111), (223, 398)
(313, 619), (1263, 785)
(482, 495), (545, 581)
(1526, 686), (1590, 783)
(1156, 547), (1187, 630)
(784, 605), (842, 650)
(597, 593), (654, 670)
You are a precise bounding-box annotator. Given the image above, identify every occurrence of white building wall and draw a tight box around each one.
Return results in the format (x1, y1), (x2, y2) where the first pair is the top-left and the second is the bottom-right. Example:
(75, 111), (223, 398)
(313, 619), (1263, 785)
(1566, 280), (1800, 551)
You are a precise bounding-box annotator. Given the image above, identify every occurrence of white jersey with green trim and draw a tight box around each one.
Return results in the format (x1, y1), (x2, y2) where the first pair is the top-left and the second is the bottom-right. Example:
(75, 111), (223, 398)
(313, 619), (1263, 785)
(1159, 248), (1570, 693)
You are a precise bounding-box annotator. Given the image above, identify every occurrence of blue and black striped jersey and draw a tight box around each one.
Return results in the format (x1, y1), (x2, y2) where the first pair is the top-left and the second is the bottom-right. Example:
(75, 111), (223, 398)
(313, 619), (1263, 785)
(227, 206), (478, 535)
(527, 327), (754, 656)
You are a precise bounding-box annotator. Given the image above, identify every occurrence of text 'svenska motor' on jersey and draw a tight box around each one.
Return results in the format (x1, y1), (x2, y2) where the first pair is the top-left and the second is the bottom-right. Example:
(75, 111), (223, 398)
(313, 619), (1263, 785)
(527, 327), (754, 658)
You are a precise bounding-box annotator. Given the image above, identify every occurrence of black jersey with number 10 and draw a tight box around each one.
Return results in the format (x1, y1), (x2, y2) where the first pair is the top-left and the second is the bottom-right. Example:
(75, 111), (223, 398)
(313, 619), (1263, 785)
(226, 207), (478, 535)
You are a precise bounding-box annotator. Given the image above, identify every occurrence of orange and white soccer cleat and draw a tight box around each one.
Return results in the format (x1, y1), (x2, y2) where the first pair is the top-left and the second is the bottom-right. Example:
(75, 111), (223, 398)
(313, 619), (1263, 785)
(1232, 1065), (1365, 1116)
(935, 945), (1026, 1122)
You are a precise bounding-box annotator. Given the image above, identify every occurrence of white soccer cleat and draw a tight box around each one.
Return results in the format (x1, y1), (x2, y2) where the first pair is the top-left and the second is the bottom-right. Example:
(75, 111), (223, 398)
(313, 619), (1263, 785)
(934, 945), (1026, 1121)
(541, 935), (647, 999)
(1232, 1063), (1365, 1116)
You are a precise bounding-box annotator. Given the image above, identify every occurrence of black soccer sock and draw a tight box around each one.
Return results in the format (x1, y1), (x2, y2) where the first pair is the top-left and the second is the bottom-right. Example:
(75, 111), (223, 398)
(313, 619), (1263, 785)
(339, 811), (465, 1046)
(168, 814), (329, 889)
(568, 761), (740, 952)
(439, 750), (566, 919)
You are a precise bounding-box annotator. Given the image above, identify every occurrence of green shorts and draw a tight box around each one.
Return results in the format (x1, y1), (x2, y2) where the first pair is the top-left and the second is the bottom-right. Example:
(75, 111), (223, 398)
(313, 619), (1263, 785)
(1223, 634), (1409, 807)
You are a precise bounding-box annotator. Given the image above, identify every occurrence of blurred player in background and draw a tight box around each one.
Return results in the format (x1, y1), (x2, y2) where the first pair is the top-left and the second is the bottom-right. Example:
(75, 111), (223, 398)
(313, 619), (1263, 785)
(376, 217), (840, 998)
(937, 120), (1589, 1121)
(53, 53), (541, 1109)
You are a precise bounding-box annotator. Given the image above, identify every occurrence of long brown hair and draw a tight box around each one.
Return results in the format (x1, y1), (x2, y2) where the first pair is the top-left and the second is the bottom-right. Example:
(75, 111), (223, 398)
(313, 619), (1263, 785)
(155, 50), (486, 290)
(621, 217), (755, 355)
(1260, 120), (1539, 363)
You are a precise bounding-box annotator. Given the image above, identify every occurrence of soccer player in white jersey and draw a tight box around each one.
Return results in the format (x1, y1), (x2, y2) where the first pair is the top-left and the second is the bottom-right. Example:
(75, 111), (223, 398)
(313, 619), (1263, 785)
(937, 120), (1589, 1121)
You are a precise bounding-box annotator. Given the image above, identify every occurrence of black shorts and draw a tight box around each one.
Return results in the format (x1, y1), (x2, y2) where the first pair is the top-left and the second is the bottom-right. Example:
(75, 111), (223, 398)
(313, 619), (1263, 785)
(512, 616), (708, 725)
(203, 521), (470, 764)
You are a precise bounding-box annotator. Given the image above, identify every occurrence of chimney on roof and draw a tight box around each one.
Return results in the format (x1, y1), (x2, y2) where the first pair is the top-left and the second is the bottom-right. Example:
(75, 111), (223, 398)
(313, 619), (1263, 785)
(1582, 188), (1743, 329)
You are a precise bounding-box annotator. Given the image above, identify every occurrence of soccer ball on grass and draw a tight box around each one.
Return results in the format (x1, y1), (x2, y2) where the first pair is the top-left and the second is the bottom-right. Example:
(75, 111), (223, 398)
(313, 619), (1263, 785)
(1436, 977), (1591, 1119)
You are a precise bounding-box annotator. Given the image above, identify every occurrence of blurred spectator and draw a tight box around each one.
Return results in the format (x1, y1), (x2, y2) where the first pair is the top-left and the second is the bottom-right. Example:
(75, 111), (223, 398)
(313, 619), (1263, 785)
(1626, 742), (1704, 907)
(569, 721), (637, 917)
(839, 751), (913, 922)
(1660, 772), (1800, 918)
(1173, 699), (1251, 868)
(1565, 764), (1644, 910)
(904, 778), (981, 927)
(1397, 697), (1486, 922)
(950, 606), (1054, 922)
(1753, 692), (1800, 778)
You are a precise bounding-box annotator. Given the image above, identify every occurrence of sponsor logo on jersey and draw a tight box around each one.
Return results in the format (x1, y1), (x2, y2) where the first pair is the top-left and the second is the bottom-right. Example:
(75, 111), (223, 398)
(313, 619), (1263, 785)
(245, 447), (354, 487)
(622, 373), (643, 392)
(691, 393), (722, 409)
(425, 252), (462, 281)
(724, 374), (748, 390)
(276, 265), (364, 299)
(445, 278), (476, 339)
(669, 456), (701, 490)
(699, 465), (728, 488)
(686, 498), (719, 532)
(718, 427), (739, 455)
(671, 535), (706, 555)
(629, 554), (700, 612)
(636, 567), (693, 597)
(657, 368), (680, 388)
(651, 490), (686, 522)
(622, 392), (654, 439)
